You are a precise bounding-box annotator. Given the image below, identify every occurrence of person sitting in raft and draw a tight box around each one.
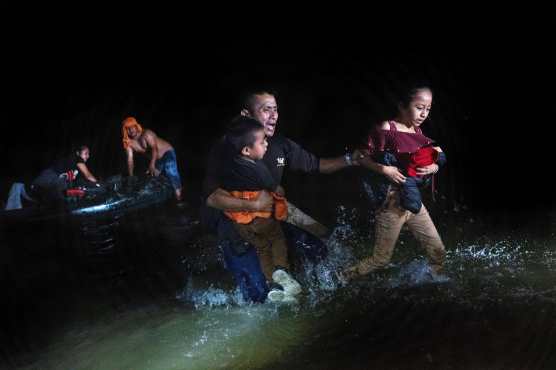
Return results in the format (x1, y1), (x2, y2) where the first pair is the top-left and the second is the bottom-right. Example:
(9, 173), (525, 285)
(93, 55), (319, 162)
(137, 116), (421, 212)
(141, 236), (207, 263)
(30, 145), (98, 205)
(221, 116), (302, 303)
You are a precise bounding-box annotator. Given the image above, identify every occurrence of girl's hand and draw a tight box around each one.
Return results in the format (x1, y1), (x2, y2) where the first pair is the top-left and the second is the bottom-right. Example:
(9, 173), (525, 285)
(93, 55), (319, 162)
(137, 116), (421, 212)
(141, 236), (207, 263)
(382, 166), (406, 184)
(415, 164), (439, 176)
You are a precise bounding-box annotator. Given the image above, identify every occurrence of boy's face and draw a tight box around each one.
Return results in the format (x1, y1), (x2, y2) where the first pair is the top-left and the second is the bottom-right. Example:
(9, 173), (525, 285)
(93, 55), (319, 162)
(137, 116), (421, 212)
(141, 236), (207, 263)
(244, 129), (268, 160)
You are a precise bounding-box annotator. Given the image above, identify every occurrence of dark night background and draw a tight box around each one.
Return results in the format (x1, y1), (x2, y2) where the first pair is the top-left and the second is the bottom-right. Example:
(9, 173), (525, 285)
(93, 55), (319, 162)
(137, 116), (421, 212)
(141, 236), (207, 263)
(1, 15), (555, 370)
(2, 34), (552, 224)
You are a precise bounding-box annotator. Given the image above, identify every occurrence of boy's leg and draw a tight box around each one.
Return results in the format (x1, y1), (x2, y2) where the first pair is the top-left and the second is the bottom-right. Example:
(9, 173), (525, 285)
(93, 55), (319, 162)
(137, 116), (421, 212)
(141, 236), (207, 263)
(218, 216), (268, 303)
(265, 220), (290, 271)
(249, 218), (302, 296)
(406, 204), (446, 274)
(267, 221), (303, 295)
(219, 239), (268, 303)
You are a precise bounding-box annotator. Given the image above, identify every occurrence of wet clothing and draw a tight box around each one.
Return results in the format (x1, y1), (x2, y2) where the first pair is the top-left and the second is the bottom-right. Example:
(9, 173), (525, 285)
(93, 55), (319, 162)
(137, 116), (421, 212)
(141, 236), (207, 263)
(353, 187), (446, 274)
(233, 216), (290, 282)
(220, 237), (269, 303)
(202, 134), (326, 303)
(353, 121), (446, 275)
(155, 149), (182, 191)
(219, 220), (327, 303)
(221, 156), (290, 281)
(362, 122), (447, 213)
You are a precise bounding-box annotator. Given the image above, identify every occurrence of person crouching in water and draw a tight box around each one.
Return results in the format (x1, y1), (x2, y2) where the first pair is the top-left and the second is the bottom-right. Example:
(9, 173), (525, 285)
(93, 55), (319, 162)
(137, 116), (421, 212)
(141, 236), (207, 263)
(31, 145), (98, 205)
(341, 83), (447, 281)
(122, 116), (183, 202)
(221, 116), (302, 303)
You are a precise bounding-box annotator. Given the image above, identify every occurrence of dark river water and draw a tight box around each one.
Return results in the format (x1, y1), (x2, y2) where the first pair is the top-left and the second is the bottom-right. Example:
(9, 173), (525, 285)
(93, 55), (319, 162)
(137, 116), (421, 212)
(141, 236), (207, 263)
(1, 201), (555, 370)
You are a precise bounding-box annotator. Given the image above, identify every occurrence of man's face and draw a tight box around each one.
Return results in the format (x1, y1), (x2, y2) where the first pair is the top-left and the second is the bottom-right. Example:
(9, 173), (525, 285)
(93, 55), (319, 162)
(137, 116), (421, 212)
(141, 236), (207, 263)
(247, 94), (278, 137)
(246, 129), (268, 160)
(127, 126), (140, 139)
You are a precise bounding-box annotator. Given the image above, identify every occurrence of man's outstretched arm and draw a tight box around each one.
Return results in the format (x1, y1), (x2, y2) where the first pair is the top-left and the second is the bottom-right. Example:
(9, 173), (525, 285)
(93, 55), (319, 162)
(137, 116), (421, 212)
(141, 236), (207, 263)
(318, 149), (365, 173)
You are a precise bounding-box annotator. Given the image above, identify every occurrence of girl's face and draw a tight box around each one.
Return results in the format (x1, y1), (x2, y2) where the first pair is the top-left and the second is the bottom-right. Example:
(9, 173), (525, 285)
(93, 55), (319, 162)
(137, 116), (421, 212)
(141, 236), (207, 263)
(400, 88), (433, 127)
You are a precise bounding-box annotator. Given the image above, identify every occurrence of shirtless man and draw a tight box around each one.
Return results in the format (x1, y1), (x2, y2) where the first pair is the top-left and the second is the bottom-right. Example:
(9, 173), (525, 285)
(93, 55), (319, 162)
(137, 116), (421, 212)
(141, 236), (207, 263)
(122, 116), (183, 201)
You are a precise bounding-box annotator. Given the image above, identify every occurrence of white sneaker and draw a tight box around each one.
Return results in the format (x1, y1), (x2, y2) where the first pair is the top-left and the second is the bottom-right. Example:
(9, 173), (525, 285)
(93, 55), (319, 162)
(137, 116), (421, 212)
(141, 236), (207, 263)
(267, 288), (285, 303)
(266, 282), (285, 303)
(272, 269), (302, 296)
(280, 294), (299, 304)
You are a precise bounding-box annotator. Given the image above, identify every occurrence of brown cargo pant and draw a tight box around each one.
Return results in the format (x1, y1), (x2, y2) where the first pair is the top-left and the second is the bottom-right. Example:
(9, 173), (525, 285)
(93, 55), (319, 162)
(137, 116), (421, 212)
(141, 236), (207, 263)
(354, 187), (446, 275)
(234, 217), (289, 281)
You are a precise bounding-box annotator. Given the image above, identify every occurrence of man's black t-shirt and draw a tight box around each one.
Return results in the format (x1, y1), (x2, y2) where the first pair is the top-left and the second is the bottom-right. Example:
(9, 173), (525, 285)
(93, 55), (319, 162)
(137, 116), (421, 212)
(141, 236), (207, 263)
(203, 134), (320, 199)
(261, 135), (320, 185)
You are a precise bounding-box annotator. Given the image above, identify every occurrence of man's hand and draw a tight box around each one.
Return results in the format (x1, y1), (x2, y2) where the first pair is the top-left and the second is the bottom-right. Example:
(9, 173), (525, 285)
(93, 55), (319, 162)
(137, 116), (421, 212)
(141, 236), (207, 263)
(146, 166), (161, 177)
(351, 149), (367, 166)
(253, 190), (273, 212)
(275, 185), (286, 197)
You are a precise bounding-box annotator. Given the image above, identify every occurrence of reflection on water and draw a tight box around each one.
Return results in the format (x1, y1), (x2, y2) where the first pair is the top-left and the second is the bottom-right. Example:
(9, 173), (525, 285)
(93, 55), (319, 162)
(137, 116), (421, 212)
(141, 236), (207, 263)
(3, 206), (556, 370)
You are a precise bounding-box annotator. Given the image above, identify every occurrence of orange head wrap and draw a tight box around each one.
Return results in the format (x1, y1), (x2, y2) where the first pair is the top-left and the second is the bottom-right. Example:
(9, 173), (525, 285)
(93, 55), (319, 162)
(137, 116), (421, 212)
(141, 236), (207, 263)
(121, 117), (143, 149)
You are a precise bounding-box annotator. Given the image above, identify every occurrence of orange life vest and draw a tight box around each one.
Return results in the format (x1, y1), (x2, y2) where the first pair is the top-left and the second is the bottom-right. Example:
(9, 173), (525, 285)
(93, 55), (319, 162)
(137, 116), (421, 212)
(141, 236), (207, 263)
(224, 191), (288, 224)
